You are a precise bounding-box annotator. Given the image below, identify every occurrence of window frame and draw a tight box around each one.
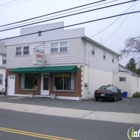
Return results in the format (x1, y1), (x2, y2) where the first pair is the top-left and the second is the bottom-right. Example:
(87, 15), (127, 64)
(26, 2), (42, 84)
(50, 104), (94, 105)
(15, 46), (29, 56)
(103, 51), (106, 60)
(50, 41), (68, 53)
(119, 77), (126, 82)
(53, 73), (74, 91)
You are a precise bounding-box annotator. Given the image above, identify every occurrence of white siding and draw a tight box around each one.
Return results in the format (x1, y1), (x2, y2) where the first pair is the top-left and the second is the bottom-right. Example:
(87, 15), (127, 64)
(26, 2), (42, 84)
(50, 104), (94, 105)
(84, 41), (119, 72)
(6, 38), (84, 68)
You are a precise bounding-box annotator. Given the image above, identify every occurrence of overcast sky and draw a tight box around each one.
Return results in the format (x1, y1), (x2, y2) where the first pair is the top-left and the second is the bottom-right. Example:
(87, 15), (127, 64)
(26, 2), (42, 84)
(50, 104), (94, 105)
(0, 0), (140, 66)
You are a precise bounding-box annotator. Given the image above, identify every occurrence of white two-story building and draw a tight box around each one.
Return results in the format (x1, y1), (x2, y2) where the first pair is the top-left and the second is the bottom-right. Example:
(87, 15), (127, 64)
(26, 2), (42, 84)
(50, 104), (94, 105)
(0, 41), (6, 93)
(5, 22), (120, 100)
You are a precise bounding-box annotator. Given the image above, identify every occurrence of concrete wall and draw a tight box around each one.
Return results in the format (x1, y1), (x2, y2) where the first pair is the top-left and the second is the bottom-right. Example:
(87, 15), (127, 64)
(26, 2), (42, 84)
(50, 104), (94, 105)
(113, 72), (140, 97)
(81, 66), (113, 99)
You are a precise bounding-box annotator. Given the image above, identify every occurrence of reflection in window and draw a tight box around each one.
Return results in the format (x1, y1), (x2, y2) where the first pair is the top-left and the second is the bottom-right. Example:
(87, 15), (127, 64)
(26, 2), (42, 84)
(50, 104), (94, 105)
(20, 74), (38, 89)
(53, 73), (74, 90)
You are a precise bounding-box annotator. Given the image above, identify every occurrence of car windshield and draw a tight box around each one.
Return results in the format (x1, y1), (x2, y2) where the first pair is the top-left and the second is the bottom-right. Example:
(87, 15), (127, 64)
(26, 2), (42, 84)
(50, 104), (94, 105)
(98, 86), (114, 91)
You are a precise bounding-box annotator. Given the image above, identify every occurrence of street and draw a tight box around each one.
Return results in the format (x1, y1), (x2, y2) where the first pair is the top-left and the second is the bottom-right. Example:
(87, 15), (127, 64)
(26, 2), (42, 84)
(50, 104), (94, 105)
(0, 108), (139, 140)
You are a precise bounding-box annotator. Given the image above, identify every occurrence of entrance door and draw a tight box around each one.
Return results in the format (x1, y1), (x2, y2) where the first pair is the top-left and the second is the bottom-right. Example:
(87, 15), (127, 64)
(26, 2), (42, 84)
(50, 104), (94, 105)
(41, 74), (49, 96)
(7, 75), (15, 96)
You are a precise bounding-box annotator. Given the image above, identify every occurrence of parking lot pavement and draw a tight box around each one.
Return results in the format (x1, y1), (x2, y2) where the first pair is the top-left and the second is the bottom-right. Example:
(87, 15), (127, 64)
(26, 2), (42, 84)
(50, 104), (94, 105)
(0, 95), (140, 114)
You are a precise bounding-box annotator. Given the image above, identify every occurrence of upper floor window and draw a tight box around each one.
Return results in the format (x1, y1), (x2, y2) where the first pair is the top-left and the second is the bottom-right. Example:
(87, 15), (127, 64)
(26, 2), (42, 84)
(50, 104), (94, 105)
(112, 55), (114, 63)
(16, 46), (29, 56)
(91, 46), (95, 55)
(119, 77), (126, 82)
(2, 55), (6, 64)
(103, 51), (106, 60)
(51, 42), (68, 53)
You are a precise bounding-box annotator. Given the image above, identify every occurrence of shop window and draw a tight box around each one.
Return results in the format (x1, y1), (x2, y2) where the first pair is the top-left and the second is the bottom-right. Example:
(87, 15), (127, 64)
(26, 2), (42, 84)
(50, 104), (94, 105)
(53, 73), (74, 91)
(20, 74), (38, 89)
(119, 77), (126, 82)
(0, 74), (3, 85)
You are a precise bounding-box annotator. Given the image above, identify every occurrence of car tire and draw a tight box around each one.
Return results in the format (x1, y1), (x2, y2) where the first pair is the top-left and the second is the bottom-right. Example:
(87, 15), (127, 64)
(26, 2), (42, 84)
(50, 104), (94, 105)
(95, 97), (99, 101)
(120, 94), (123, 100)
(113, 95), (117, 102)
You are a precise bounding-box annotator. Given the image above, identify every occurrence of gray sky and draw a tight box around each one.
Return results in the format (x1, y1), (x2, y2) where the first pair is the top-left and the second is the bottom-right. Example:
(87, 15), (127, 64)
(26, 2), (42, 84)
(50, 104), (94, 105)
(0, 0), (140, 66)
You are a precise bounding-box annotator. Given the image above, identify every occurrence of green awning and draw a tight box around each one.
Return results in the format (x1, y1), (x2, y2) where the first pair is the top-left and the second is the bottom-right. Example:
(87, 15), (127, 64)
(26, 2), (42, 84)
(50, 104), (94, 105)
(10, 65), (77, 73)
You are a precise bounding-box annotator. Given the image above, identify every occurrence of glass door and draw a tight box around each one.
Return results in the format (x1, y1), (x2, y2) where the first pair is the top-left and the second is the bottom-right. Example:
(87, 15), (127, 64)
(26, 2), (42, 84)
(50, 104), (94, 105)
(41, 74), (49, 95)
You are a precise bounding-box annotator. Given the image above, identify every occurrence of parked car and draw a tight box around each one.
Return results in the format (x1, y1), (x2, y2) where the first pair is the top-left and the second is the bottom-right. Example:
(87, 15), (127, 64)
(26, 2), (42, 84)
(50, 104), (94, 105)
(94, 85), (123, 102)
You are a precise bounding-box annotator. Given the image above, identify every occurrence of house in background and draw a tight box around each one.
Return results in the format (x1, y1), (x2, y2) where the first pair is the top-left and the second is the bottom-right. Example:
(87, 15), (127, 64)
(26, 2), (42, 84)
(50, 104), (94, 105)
(113, 64), (140, 97)
(5, 22), (121, 100)
(0, 41), (6, 93)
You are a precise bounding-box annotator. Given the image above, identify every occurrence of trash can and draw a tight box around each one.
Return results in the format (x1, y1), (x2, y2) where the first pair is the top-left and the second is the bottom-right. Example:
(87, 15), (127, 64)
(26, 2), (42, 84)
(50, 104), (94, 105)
(123, 91), (128, 98)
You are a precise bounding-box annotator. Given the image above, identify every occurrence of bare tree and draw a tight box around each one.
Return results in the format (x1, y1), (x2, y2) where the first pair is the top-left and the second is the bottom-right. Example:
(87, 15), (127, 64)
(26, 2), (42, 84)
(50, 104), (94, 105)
(120, 36), (140, 61)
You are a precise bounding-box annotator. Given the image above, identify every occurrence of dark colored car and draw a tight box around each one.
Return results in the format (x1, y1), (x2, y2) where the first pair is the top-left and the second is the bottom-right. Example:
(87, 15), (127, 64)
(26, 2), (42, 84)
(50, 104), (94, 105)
(94, 85), (123, 102)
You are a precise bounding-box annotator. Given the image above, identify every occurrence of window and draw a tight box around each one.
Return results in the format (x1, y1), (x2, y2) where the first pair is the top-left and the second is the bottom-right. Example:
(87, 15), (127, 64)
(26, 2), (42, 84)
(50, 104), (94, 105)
(53, 73), (74, 90)
(91, 46), (95, 55)
(23, 46), (29, 55)
(0, 74), (3, 85)
(20, 74), (38, 89)
(103, 51), (106, 60)
(38, 31), (42, 36)
(112, 55), (114, 63)
(16, 47), (22, 56)
(16, 46), (29, 56)
(2, 55), (6, 64)
(51, 43), (58, 53)
(119, 77), (126, 82)
(60, 42), (68, 52)
(51, 42), (68, 53)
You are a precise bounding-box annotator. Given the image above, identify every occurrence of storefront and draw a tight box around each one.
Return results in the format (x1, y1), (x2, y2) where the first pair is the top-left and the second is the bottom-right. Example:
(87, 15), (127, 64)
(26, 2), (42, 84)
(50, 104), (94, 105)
(6, 65), (82, 98)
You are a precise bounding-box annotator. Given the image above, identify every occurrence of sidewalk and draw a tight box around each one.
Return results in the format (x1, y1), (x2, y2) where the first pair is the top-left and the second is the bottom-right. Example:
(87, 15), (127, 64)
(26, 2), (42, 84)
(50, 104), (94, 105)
(0, 97), (140, 125)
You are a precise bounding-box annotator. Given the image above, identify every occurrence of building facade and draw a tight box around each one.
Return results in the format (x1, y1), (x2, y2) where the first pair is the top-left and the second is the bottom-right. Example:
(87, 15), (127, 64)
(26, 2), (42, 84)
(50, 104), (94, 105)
(0, 41), (6, 93)
(5, 22), (120, 100)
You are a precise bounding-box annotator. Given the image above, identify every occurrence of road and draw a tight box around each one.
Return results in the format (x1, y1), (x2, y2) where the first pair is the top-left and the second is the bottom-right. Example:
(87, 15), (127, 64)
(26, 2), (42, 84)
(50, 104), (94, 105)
(0, 109), (139, 140)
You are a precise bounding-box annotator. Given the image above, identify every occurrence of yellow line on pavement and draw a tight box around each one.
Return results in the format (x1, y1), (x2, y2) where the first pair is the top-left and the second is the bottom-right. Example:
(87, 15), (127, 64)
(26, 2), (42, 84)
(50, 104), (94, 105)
(0, 127), (75, 140)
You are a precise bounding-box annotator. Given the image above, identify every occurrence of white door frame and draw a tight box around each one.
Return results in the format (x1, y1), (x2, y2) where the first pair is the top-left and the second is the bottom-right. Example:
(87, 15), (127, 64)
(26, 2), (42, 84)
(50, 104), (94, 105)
(7, 75), (15, 96)
(41, 73), (49, 96)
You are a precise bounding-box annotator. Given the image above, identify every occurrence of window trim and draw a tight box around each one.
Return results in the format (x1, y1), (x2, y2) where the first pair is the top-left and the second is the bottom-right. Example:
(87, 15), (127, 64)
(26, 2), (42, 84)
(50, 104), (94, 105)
(119, 77), (126, 82)
(53, 73), (74, 91)
(15, 46), (29, 56)
(50, 41), (68, 53)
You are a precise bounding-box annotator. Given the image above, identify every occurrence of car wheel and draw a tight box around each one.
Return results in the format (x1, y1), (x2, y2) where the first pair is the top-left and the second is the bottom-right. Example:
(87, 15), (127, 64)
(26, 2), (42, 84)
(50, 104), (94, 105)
(113, 95), (117, 102)
(95, 97), (99, 101)
(120, 94), (123, 100)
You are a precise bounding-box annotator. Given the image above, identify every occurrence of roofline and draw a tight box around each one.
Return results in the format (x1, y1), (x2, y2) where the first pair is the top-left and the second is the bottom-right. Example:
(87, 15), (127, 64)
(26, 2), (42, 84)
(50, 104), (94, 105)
(119, 64), (139, 76)
(82, 36), (120, 56)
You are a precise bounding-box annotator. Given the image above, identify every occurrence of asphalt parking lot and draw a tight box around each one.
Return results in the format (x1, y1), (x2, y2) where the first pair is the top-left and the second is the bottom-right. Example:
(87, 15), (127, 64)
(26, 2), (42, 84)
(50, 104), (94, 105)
(0, 95), (140, 114)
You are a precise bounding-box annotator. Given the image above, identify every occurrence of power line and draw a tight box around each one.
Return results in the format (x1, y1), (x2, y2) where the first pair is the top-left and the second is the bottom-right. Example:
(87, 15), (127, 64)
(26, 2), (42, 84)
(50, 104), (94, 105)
(104, 0), (139, 43)
(90, 0), (136, 38)
(5, 0), (116, 30)
(1, 10), (140, 41)
(0, 0), (136, 32)
(0, 0), (17, 7)
(0, 0), (28, 9)
(0, 0), (104, 28)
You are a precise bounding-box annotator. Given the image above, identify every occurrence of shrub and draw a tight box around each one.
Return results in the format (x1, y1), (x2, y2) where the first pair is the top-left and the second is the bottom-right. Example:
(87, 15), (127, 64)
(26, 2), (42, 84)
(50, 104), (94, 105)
(132, 91), (140, 97)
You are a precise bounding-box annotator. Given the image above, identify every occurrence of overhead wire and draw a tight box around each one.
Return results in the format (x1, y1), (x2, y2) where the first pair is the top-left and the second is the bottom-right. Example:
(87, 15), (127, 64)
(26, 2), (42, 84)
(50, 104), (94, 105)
(103, 0), (139, 43)
(0, 0), (28, 9)
(1, 10), (140, 41)
(0, 0), (137, 32)
(90, 1), (137, 38)
(0, 0), (105, 28)
(4, 0), (117, 30)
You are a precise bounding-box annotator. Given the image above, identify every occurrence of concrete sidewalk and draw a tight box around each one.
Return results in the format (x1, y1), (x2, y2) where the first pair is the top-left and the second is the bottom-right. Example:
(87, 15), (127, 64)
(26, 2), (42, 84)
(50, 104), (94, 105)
(0, 101), (140, 125)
